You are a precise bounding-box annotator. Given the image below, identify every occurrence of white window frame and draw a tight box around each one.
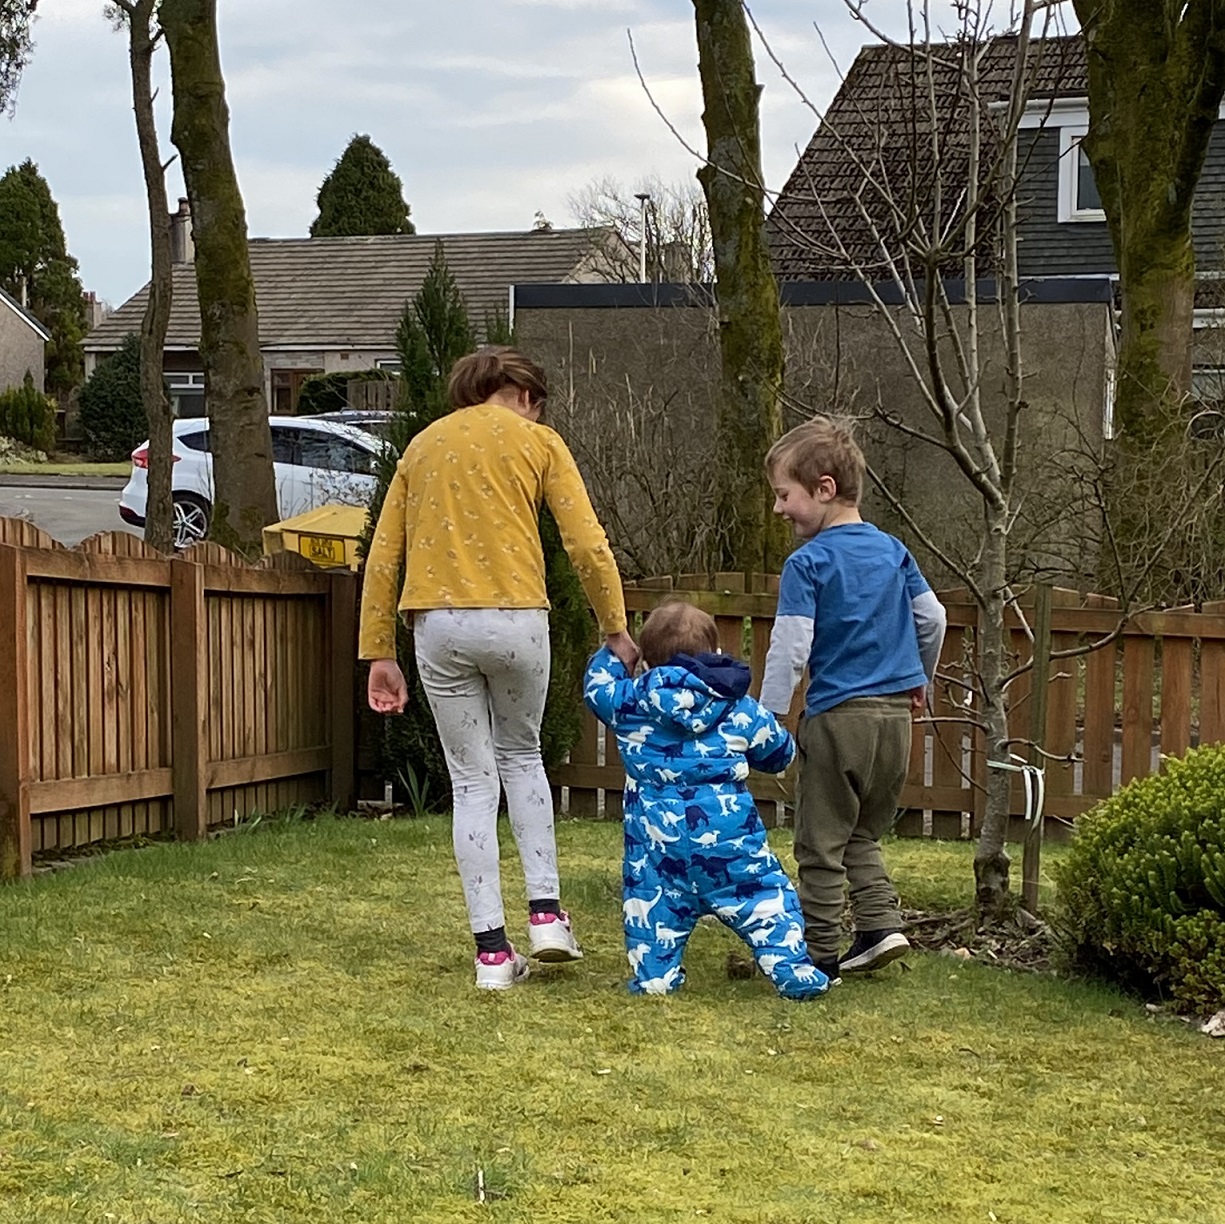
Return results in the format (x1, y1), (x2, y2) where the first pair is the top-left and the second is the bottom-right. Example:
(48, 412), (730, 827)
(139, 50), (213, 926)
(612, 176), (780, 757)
(1058, 126), (1106, 224)
(166, 371), (205, 418)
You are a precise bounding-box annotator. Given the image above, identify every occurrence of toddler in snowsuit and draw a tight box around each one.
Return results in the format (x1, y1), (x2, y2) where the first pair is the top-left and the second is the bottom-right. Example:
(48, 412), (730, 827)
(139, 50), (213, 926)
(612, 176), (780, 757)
(583, 600), (829, 1000)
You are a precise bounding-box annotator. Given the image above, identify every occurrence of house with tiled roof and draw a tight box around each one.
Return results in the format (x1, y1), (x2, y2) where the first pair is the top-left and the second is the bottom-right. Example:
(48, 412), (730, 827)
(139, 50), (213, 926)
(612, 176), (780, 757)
(0, 285), (49, 395)
(766, 31), (1225, 414)
(84, 207), (626, 416)
(767, 33), (1225, 283)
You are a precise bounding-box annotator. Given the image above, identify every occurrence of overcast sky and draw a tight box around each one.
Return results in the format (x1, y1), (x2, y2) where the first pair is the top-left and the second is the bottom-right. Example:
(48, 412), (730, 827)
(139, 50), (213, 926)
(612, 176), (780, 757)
(2, 0), (1010, 307)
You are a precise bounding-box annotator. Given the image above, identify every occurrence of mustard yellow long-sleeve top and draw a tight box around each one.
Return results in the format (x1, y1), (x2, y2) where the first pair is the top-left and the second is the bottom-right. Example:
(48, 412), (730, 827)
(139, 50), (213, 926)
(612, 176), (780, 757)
(358, 401), (627, 659)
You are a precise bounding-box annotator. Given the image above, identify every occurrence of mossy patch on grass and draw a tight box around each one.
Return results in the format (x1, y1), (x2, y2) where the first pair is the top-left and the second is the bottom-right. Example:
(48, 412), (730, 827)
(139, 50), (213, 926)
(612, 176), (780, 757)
(0, 818), (1220, 1223)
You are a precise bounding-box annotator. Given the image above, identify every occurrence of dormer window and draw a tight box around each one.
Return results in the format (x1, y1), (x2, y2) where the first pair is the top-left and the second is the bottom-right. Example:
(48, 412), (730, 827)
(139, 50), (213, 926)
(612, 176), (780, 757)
(1058, 126), (1106, 223)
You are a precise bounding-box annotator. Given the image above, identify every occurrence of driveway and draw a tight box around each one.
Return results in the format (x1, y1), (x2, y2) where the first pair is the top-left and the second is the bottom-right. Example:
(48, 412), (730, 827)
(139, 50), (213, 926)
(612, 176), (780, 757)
(0, 477), (140, 547)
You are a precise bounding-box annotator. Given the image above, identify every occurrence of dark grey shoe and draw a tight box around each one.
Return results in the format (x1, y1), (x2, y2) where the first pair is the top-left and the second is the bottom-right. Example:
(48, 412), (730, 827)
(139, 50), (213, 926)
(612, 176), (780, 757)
(839, 929), (910, 974)
(813, 959), (843, 987)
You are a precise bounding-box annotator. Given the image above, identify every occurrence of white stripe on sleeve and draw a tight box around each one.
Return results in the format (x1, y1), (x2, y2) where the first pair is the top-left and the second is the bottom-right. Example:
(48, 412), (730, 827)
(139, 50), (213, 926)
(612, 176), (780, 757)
(759, 614), (814, 714)
(912, 590), (947, 682)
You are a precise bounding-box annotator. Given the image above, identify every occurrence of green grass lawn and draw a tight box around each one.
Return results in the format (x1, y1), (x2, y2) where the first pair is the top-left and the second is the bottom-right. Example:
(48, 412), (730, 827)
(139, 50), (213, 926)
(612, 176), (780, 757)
(1, 818), (1220, 1223)
(0, 460), (130, 477)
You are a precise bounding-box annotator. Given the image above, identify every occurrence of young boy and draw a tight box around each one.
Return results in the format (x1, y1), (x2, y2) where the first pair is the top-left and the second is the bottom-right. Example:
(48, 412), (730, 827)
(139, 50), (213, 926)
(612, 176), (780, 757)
(760, 418), (946, 985)
(584, 600), (828, 1000)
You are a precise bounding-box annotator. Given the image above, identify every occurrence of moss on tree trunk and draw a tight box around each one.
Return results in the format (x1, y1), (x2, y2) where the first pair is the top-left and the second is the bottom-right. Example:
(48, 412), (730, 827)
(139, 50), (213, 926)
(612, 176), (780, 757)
(1074, 0), (1225, 442)
(161, 0), (275, 554)
(693, 0), (788, 575)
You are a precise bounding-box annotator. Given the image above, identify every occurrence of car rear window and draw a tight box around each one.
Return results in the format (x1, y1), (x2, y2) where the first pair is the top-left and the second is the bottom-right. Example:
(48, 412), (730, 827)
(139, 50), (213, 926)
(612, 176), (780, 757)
(179, 429), (211, 452)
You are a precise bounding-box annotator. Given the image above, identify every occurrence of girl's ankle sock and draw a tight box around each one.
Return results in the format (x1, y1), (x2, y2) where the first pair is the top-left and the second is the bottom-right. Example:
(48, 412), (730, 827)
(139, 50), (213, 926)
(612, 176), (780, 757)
(474, 926), (511, 955)
(528, 898), (562, 918)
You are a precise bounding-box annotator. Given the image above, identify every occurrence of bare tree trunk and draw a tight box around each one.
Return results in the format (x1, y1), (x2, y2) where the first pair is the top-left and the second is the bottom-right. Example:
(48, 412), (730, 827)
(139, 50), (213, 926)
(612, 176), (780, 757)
(692, 0), (788, 575)
(973, 520), (1012, 914)
(117, 0), (174, 553)
(1073, 0), (1225, 440)
(160, 0), (275, 554)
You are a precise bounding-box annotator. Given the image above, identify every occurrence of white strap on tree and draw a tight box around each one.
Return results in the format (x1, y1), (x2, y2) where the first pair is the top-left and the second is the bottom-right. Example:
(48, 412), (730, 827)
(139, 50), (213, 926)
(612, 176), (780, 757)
(987, 755), (1046, 830)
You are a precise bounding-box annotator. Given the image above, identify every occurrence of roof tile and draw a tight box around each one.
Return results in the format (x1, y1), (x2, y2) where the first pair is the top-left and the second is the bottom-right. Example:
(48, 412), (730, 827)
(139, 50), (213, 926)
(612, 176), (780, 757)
(767, 35), (1086, 281)
(86, 228), (611, 351)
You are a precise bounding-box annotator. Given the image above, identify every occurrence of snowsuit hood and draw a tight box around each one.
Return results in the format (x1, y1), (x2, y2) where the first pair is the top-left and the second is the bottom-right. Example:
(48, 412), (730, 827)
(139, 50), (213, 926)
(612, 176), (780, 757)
(641, 652), (751, 736)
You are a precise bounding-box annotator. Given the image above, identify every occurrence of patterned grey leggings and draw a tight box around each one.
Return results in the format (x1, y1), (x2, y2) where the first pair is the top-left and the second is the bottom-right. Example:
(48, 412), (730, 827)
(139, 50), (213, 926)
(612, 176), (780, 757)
(413, 608), (558, 934)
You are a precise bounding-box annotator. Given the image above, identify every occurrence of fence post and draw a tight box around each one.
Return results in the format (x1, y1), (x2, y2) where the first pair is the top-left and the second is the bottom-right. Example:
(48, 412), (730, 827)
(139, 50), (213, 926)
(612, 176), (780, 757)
(0, 545), (32, 880)
(328, 570), (357, 811)
(1021, 584), (1053, 913)
(170, 557), (208, 841)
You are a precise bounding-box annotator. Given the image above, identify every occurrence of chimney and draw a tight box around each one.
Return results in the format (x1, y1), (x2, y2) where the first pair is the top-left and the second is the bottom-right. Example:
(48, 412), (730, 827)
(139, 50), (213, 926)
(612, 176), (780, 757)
(169, 197), (194, 265)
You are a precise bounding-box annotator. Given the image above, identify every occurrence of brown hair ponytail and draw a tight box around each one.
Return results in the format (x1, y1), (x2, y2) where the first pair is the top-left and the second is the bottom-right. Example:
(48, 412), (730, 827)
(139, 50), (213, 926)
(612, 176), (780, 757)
(447, 346), (548, 410)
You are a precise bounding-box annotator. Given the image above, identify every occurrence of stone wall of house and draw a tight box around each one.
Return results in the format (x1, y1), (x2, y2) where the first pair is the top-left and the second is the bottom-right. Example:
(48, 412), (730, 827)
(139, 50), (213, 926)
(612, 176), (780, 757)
(0, 301), (46, 395)
(86, 347), (398, 418)
(516, 292), (1112, 587)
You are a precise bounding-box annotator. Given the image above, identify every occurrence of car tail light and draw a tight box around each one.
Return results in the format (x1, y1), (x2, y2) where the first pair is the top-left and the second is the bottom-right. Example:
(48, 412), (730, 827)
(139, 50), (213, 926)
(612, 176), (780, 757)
(130, 446), (180, 468)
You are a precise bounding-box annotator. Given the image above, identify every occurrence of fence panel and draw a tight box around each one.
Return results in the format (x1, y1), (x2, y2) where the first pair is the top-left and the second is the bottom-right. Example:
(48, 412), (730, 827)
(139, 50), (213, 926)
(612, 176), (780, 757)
(550, 580), (1225, 842)
(0, 521), (357, 880)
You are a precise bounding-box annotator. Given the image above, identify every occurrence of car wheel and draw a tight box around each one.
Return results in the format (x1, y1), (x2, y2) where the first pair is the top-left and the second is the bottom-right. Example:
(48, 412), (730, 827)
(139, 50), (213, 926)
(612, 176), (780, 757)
(172, 493), (211, 550)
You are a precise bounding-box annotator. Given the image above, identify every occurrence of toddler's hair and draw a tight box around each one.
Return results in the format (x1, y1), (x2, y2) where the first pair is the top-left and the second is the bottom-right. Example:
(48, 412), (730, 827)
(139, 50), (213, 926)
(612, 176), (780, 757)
(639, 599), (719, 668)
(448, 346), (548, 410)
(765, 416), (865, 505)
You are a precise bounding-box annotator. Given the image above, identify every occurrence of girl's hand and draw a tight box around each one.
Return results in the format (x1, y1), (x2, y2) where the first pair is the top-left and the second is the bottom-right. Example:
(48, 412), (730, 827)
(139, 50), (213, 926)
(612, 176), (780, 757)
(368, 658), (409, 714)
(605, 630), (641, 675)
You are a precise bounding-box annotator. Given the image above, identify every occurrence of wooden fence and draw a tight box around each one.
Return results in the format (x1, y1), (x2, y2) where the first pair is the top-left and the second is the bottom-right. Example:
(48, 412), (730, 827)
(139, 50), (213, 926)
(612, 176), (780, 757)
(0, 517), (357, 880)
(550, 576), (1225, 840)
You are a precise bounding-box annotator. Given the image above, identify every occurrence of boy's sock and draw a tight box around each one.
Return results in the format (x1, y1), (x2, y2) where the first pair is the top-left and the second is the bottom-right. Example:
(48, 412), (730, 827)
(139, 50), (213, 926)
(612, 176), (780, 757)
(528, 897), (563, 918)
(475, 926), (512, 955)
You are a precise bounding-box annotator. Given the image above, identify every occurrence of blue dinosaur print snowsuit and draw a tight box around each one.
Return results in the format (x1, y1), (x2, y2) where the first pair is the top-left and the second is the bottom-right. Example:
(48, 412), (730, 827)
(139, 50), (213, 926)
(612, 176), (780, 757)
(584, 647), (829, 1000)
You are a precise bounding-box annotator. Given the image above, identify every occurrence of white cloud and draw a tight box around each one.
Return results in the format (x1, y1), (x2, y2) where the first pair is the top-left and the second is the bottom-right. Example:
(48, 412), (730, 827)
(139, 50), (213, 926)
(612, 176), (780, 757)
(0, 0), (990, 305)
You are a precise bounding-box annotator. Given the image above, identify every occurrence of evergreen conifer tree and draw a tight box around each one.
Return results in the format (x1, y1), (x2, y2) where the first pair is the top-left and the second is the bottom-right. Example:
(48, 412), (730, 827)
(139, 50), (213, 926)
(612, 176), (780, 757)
(310, 135), (415, 238)
(77, 332), (146, 460)
(361, 245), (594, 809)
(0, 159), (88, 397)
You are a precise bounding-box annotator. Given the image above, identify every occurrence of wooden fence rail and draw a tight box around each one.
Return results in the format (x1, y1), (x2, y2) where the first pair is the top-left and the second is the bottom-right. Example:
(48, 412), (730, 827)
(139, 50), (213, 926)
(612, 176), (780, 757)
(0, 518), (357, 880)
(550, 575), (1225, 840)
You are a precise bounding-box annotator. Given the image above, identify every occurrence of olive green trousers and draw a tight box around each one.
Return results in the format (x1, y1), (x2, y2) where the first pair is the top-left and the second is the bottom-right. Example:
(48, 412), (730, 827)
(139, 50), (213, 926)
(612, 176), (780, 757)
(793, 695), (912, 960)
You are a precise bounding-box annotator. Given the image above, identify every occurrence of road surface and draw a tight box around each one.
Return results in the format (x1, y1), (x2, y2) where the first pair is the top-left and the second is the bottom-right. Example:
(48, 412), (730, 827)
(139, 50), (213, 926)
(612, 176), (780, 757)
(0, 483), (141, 547)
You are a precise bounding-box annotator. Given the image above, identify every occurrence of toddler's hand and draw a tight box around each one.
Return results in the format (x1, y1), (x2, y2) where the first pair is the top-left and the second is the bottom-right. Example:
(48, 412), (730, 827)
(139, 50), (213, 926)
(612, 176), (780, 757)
(368, 658), (409, 714)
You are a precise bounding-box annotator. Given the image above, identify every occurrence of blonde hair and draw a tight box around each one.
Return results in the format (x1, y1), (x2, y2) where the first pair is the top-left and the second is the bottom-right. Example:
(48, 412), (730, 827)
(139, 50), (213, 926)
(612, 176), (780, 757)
(639, 599), (719, 668)
(766, 416), (865, 505)
(447, 346), (548, 410)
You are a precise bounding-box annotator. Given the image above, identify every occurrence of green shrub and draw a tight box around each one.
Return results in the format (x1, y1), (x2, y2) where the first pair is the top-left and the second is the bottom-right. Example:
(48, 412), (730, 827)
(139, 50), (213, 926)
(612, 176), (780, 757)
(77, 333), (146, 460)
(539, 505), (596, 768)
(1054, 744), (1225, 1013)
(357, 247), (593, 808)
(0, 372), (56, 453)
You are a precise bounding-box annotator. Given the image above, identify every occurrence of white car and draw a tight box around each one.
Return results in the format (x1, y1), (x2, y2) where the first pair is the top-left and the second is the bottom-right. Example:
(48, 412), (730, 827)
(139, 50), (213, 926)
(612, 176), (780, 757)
(119, 416), (388, 550)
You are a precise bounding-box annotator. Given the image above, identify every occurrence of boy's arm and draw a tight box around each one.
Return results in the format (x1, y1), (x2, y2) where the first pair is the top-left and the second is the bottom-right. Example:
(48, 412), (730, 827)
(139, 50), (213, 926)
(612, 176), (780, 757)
(903, 554), (947, 682)
(742, 700), (797, 775)
(912, 590), (947, 681)
(583, 645), (638, 727)
(759, 554), (815, 715)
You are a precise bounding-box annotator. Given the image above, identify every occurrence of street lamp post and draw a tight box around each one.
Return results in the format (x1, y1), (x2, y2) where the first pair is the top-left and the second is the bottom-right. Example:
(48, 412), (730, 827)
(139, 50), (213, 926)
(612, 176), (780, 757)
(634, 192), (650, 283)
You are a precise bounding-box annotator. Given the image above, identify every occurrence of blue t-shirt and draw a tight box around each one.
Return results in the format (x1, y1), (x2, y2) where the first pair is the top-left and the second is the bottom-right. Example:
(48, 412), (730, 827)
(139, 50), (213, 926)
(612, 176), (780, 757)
(775, 523), (931, 716)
